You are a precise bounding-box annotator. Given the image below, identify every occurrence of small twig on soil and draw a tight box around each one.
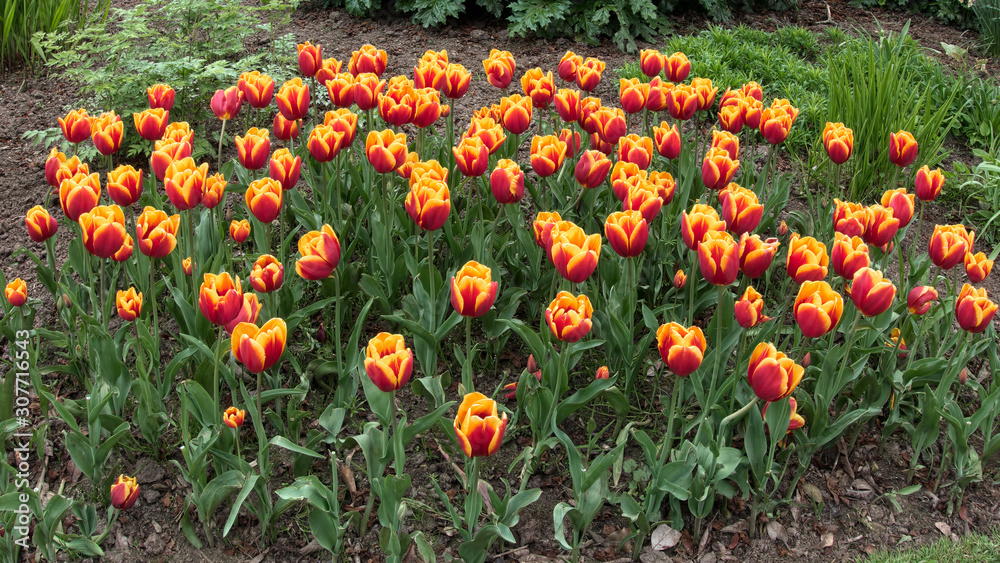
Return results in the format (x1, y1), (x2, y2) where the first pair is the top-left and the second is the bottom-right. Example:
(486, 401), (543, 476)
(816, 2), (834, 24)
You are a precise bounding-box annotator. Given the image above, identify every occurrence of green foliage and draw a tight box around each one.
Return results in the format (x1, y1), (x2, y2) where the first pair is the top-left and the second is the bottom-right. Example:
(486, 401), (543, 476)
(956, 78), (1000, 151)
(850, 0), (975, 25)
(0, 0), (108, 69)
(973, 0), (1000, 55)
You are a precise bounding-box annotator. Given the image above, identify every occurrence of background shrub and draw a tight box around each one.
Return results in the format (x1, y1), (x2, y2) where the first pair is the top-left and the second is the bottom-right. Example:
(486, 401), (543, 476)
(0, 0), (108, 69)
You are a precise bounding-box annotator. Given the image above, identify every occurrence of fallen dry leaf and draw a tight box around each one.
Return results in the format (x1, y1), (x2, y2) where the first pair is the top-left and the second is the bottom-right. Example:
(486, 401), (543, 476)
(821, 532), (834, 548)
(934, 522), (951, 536)
(766, 520), (789, 545)
(651, 524), (682, 550)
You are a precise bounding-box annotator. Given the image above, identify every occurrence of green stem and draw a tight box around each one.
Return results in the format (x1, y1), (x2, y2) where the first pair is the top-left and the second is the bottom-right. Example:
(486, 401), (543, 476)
(187, 209), (195, 305)
(711, 284), (725, 404)
(217, 119), (227, 172)
(427, 230), (436, 332)
(659, 375), (683, 465)
(833, 313), (863, 393)
(390, 389), (403, 475)
(464, 316), (473, 393)
(718, 396), (759, 437)
(149, 259), (161, 392)
(99, 259), (107, 323)
(213, 326), (224, 407)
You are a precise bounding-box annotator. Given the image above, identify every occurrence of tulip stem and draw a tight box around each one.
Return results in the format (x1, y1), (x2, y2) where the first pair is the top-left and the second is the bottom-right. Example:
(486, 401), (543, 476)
(390, 389), (403, 476)
(659, 375), (683, 466)
(335, 154), (344, 230)
(213, 326), (224, 407)
(188, 209), (196, 305)
(234, 428), (241, 461)
(465, 456), (481, 536)
(427, 230), (436, 333)
(718, 396), (758, 437)
(711, 284), (725, 403)
(464, 316), (474, 393)
(149, 259), (161, 391)
(833, 313), (862, 393)
(99, 259), (107, 323)
(334, 269), (343, 383)
(904, 310), (930, 374)
(687, 251), (697, 325)
(217, 119), (227, 173)
(94, 507), (120, 546)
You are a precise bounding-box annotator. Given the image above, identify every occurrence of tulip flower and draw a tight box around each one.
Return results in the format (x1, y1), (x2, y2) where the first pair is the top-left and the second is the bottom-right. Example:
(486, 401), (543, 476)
(574, 149), (611, 189)
(182, 257), (193, 276)
(691, 77), (718, 111)
(453, 136), (489, 178)
(307, 124), (345, 163)
(490, 159), (524, 204)
(321, 72), (355, 108)
(411, 87), (441, 128)
(666, 84), (699, 121)
(405, 178), (451, 231)
(44, 148), (68, 187)
(913, 165), (945, 201)
(160, 121), (194, 146)
(619, 78), (650, 114)
(5, 279), (27, 307)
(907, 286), (938, 315)
(499, 94), (532, 135)
(591, 107), (627, 145)
(623, 180), (663, 222)
(759, 107), (792, 145)
(605, 211), (649, 258)
(104, 165), (143, 208)
(59, 172), (101, 222)
(762, 397), (806, 434)
(698, 230), (739, 286)
(231, 318), (287, 373)
(558, 128), (581, 159)
(831, 233), (870, 281)
(646, 77), (670, 112)
(881, 188), (915, 228)
(786, 233), (828, 284)
(738, 234), (779, 279)
(550, 224), (601, 283)
(150, 140), (192, 182)
(225, 293), (261, 335)
(673, 269), (687, 289)
(794, 281), (843, 337)
(554, 88), (582, 123)
(451, 261), (498, 318)
(482, 49), (516, 89)
(850, 267), (896, 317)
(79, 205), (128, 259)
(409, 160), (448, 187)
(889, 130), (918, 167)
(24, 205), (58, 243)
(441, 63), (471, 99)
(649, 170), (676, 204)
(363, 332), (414, 392)
(466, 118), (507, 155)
(832, 199), (868, 239)
(718, 183), (762, 235)
(863, 205), (900, 248)
(664, 51), (690, 82)
(609, 162), (644, 202)
(297, 41), (322, 77)
(639, 48), (664, 78)
(653, 122), (682, 160)
(617, 134), (654, 169)
(530, 135), (567, 178)
(266, 148), (301, 193)
(147, 84), (175, 110)
(681, 204), (726, 251)
(741, 97), (764, 130)
(238, 71), (275, 109)
(133, 108), (169, 142)
(656, 322), (707, 377)
(735, 286), (771, 329)
(955, 284), (998, 333)
(211, 86), (243, 121)
(163, 157), (207, 211)
(230, 219), (251, 243)
(110, 475), (139, 510)
(578, 96), (602, 133)
(711, 130), (739, 160)
(59, 109), (91, 144)
(576, 57), (605, 92)
(273, 113), (300, 141)
(520, 68), (556, 109)
(546, 291), (594, 342)
(296, 224), (341, 280)
(116, 287), (143, 321)
(588, 133), (615, 156)
(348, 74), (384, 112)
(747, 342), (803, 402)
(232, 127), (270, 170)
(929, 224), (974, 270)
(533, 212), (562, 247)
(199, 273), (243, 326)
(366, 129), (408, 174)
(965, 252), (993, 283)
(702, 147), (740, 191)
(276, 78), (310, 122)
(250, 254), (284, 293)
(454, 392), (508, 458)
(223, 407), (246, 429)
(396, 151), (419, 181)
(315, 57), (347, 87)
(823, 122), (854, 164)
(136, 206), (180, 258)
(245, 178), (282, 224)
(349, 44), (388, 77)
(718, 104), (743, 134)
(557, 51), (582, 82)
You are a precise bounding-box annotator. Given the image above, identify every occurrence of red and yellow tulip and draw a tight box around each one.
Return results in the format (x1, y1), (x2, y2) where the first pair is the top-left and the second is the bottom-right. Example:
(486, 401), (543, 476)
(24, 205), (58, 243)
(550, 224), (601, 283)
(365, 332), (414, 392)
(231, 318), (287, 373)
(955, 284), (998, 333)
(199, 273), (244, 326)
(490, 159), (524, 204)
(454, 392), (508, 458)
(116, 287), (143, 321)
(747, 342), (804, 402)
(656, 322), (707, 377)
(738, 233), (780, 279)
(450, 261), (498, 318)
(605, 211), (648, 258)
(250, 254), (284, 293)
(698, 230), (739, 286)
(79, 205), (128, 259)
(5, 279), (26, 307)
(405, 178), (450, 231)
(849, 267), (896, 317)
(889, 130), (918, 167)
(136, 206), (180, 258)
(545, 291), (594, 342)
(110, 475), (139, 510)
(830, 233), (870, 281)
(794, 281), (843, 337)
(296, 224), (341, 280)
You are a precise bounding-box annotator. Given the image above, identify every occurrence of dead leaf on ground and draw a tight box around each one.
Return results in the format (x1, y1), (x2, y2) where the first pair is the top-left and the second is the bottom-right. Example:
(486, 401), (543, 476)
(935, 522), (951, 536)
(821, 532), (834, 548)
(651, 524), (682, 550)
(766, 520), (789, 545)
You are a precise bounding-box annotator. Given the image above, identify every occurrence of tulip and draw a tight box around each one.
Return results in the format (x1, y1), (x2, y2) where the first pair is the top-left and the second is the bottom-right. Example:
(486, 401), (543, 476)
(698, 230), (739, 286)
(762, 397), (806, 434)
(619, 78), (650, 114)
(133, 108), (169, 142)
(823, 122), (854, 164)
(889, 130), (918, 167)
(409, 159), (449, 187)
(861, 205), (900, 248)
(557, 51), (582, 82)
(44, 148), (67, 187)
(211, 86), (243, 121)
(520, 68), (555, 109)
(605, 211), (649, 258)
(759, 107), (792, 145)
(623, 180), (663, 222)
(490, 159), (524, 204)
(231, 318), (287, 373)
(24, 205), (58, 243)
(546, 291), (594, 342)
(150, 140), (191, 182)
(588, 133), (614, 155)
(320, 72), (355, 108)
(5, 279), (27, 307)
(639, 48), (664, 78)
(233, 127), (270, 171)
(366, 129), (408, 173)
(223, 407), (245, 429)
(649, 170), (676, 204)
(453, 136), (489, 178)
(110, 475), (139, 510)
(551, 224), (601, 283)
(238, 71), (275, 109)
(454, 392), (508, 458)
(532, 212), (562, 248)
(710, 130), (739, 160)
(794, 281), (843, 337)
(162, 158), (207, 211)
(664, 51), (691, 82)
(830, 233), (870, 281)
(591, 107), (627, 145)
(747, 342), (804, 402)
(349, 44), (388, 77)
(833, 199), (868, 239)
(116, 287), (143, 321)
(718, 104), (743, 134)
(136, 206), (180, 258)
(273, 113), (300, 141)
(653, 122), (682, 159)
(770, 99), (800, 124)
(113, 235), (134, 262)
(245, 178), (283, 224)
(617, 134), (654, 170)
(451, 261), (498, 318)
(907, 286), (938, 315)
(576, 57), (605, 92)
(230, 219), (251, 243)
(681, 204), (726, 251)
(276, 78), (310, 122)
(250, 254), (284, 293)
(199, 273), (243, 326)
(741, 97), (764, 130)
(965, 252), (993, 283)
(297, 41), (322, 77)
(104, 165), (143, 208)
(929, 224), (974, 270)
(673, 269), (687, 290)
(411, 87), (441, 128)
(307, 124), (345, 163)
(909, 166), (944, 204)
(955, 284), (998, 333)
(59, 109), (91, 144)
(558, 128), (581, 159)
(691, 77), (718, 111)
(609, 162), (644, 202)
(79, 205), (128, 259)
(483, 49), (516, 89)
(530, 135), (567, 178)
(850, 267), (896, 317)
(59, 172), (101, 222)
(313, 58), (344, 87)
(785, 233), (828, 284)
(574, 150), (611, 190)
(406, 178), (450, 231)
(738, 234), (779, 279)
(147, 84), (175, 110)
(182, 257), (193, 276)
(396, 151), (419, 181)
(499, 94), (532, 135)
(702, 147), (740, 191)
(646, 77), (670, 112)
(735, 286), (771, 329)
(465, 118), (507, 155)
(296, 224), (341, 280)
(578, 96), (602, 133)
(440, 63), (471, 99)
(225, 293), (261, 335)
(656, 322), (707, 377)
(347, 74), (383, 113)
(554, 88), (582, 123)
(718, 183), (762, 235)
(881, 188), (915, 228)
(666, 84), (699, 121)
(364, 332), (414, 392)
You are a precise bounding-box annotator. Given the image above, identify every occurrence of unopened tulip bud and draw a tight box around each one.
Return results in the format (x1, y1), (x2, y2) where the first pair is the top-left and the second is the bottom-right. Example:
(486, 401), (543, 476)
(674, 269), (686, 290)
(778, 221), (788, 236)
(526, 354), (537, 374)
(595, 366), (609, 380)
(801, 352), (811, 368)
(959, 368), (968, 385)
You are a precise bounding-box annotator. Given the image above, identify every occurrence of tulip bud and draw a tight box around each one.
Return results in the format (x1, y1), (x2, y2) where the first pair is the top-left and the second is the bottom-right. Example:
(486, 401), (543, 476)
(110, 475), (140, 510)
(914, 166), (945, 201)
(223, 407), (246, 429)
(297, 41), (322, 78)
(482, 49), (515, 89)
(595, 366), (610, 380)
(59, 293), (72, 310)
(801, 352), (811, 368)
(230, 219), (251, 243)
(576, 57), (605, 92)
(907, 286), (938, 315)
(558, 51), (582, 82)
(889, 130), (918, 168)
(778, 221), (788, 236)
(5, 279), (27, 307)
(959, 368), (968, 386)
(664, 51), (690, 82)
(673, 269), (686, 290)
(182, 257), (193, 276)
(211, 86), (244, 121)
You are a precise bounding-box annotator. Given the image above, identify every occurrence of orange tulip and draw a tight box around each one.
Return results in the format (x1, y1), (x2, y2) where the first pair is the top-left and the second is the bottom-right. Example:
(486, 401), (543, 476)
(589, 132), (615, 155)
(691, 77), (718, 111)
(235, 127), (271, 170)
(557, 51), (582, 82)
(350, 72), (385, 111)
(59, 109), (91, 144)
(554, 88), (582, 123)
(396, 151), (419, 181)
(297, 41), (322, 77)
(546, 291), (593, 342)
(324, 72), (355, 108)
(889, 130), (918, 167)
(718, 104), (743, 134)
(965, 252), (993, 284)
(929, 224), (973, 270)
(307, 124), (345, 163)
(616, 134), (653, 170)
(794, 281), (843, 337)
(199, 272), (243, 325)
(482, 49), (516, 89)
(223, 407), (246, 429)
(863, 205), (900, 247)
(411, 87), (441, 128)
(116, 287), (143, 321)
(759, 107), (792, 145)
(664, 51), (690, 82)
(296, 224), (341, 280)
(520, 68), (555, 109)
(907, 286), (938, 315)
(182, 256), (193, 276)
(955, 283), (998, 333)
(349, 44), (388, 77)
(230, 219), (251, 243)
(106, 165), (143, 208)
(608, 162), (644, 203)
(150, 140), (191, 182)
(673, 269), (687, 289)
(44, 148), (68, 188)
(451, 261), (498, 318)
(224, 293), (261, 335)
(741, 97), (763, 130)
(211, 86), (243, 121)
(681, 203), (726, 251)
(833, 199), (868, 239)
(238, 71), (275, 109)
(653, 122), (682, 160)
(323, 108), (358, 148)
(530, 135), (567, 178)
(110, 475), (139, 510)
(269, 148), (301, 192)
(762, 397), (805, 434)
(710, 130), (739, 160)
(79, 205), (128, 259)
(454, 392), (508, 458)
(59, 172), (101, 222)
(850, 267), (896, 317)
(656, 322), (707, 377)
(136, 206), (180, 258)
(646, 77), (670, 112)
(164, 157), (207, 211)
(881, 188), (915, 228)
(465, 118), (507, 155)
(718, 183), (762, 235)
(273, 112), (300, 141)
(702, 147), (740, 191)
(649, 170), (676, 204)
(738, 233), (779, 279)
(406, 178), (450, 231)
(112, 234), (134, 262)
(558, 128), (581, 159)
(276, 78), (310, 121)
(914, 165), (945, 201)
(90, 111), (123, 155)
(551, 224), (601, 283)
(576, 57), (605, 92)
(591, 107), (627, 145)
(574, 150), (611, 189)
(823, 122), (854, 164)
(747, 342), (803, 402)
(442, 63), (471, 99)
(786, 233), (828, 284)
(735, 286), (770, 329)
(366, 129), (408, 174)
(623, 179), (662, 222)
(25, 205), (58, 243)
(160, 121), (193, 146)
(578, 96), (602, 134)
(364, 332), (414, 392)
(499, 94), (532, 135)
(830, 233), (870, 281)
(315, 57), (344, 87)
(147, 83), (175, 110)
(666, 84), (699, 121)
(245, 178), (283, 224)
(133, 108), (169, 141)
(605, 211), (648, 258)
(247, 254), (283, 293)
(639, 49), (664, 78)
(698, 230), (739, 286)
(453, 136), (489, 177)
(490, 159), (524, 204)
(5, 278), (27, 307)
(618, 78), (650, 114)
(231, 318), (287, 373)
(409, 159), (449, 187)
(532, 211), (562, 247)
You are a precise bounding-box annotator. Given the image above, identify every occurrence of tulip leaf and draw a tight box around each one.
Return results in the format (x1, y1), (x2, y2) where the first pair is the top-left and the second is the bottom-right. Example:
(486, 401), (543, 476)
(402, 401), (455, 446)
(745, 403), (766, 482)
(223, 473), (258, 537)
(763, 396), (791, 450)
(498, 319), (546, 362)
(269, 436), (323, 459)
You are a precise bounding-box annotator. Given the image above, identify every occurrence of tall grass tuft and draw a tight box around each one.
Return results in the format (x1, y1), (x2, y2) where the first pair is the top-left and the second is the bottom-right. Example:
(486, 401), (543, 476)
(0, 0), (109, 70)
(972, 0), (1000, 57)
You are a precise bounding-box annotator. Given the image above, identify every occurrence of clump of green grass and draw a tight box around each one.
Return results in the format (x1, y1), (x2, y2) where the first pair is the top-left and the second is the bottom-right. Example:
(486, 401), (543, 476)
(862, 530), (1000, 563)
